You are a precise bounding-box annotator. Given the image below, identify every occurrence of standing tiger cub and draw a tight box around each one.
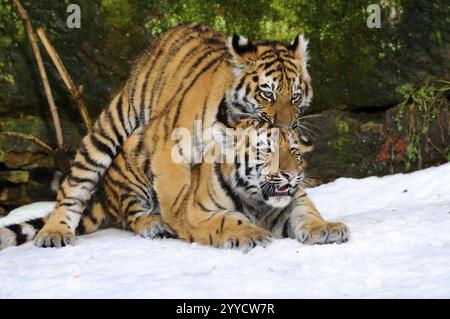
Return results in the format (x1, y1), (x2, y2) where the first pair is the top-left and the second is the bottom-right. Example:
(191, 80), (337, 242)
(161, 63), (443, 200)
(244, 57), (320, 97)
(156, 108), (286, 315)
(32, 23), (316, 248)
(0, 121), (350, 251)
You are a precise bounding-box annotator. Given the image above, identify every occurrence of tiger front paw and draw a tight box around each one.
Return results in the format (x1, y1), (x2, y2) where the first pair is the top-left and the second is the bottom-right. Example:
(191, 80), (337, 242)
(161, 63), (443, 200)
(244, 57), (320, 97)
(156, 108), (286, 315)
(295, 220), (350, 245)
(221, 223), (272, 252)
(34, 223), (75, 248)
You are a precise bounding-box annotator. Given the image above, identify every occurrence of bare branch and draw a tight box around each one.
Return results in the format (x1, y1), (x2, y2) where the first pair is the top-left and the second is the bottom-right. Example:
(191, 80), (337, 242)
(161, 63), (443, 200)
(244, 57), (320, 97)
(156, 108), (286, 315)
(427, 138), (447, 160)
(37, 27), (92, 129)
(13, 0), (64, 148)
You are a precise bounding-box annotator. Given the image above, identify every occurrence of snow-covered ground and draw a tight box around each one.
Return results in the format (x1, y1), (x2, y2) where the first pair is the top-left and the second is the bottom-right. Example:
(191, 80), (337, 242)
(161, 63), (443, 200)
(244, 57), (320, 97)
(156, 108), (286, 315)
(1, 163), (449, 298)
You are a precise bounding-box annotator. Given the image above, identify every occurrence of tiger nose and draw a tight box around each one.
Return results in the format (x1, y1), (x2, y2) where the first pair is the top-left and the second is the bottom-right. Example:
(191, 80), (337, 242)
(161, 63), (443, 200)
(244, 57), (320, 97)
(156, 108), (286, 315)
(280, 171), (298, 181)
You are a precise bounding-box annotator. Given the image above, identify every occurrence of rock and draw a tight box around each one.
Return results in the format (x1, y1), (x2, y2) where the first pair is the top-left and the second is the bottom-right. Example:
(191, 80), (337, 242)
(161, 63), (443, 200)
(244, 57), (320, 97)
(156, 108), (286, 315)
(0, 171), (29, 184)
(1, 1), (448, 116)
(303, 110), (389, 180)
(0, 176), (57, 209)
(0, 116), (51, 153)
(3, 151), (54, 170)
(384, 105), (449, 170)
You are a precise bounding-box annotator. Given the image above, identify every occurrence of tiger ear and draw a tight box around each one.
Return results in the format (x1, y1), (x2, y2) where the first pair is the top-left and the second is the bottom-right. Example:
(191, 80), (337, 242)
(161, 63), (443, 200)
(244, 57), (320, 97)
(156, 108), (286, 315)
(289, 34), (309, 66)
(227, 34), (257, 68)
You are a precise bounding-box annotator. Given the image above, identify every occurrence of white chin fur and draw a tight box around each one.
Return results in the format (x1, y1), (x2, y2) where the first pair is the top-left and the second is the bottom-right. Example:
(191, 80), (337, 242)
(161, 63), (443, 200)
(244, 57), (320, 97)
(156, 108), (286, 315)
(266, 196), (292, 208)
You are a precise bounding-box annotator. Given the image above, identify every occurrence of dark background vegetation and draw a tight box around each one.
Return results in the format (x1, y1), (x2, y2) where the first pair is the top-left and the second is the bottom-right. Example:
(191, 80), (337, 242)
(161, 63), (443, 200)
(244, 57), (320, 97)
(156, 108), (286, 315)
(0, 0), (449, 212)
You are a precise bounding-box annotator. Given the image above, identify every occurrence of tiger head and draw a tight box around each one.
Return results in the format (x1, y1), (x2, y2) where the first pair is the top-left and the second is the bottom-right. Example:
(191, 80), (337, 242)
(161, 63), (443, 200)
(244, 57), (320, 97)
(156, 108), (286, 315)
(224, 34), (312, 129)
(212, 121), (313, 209)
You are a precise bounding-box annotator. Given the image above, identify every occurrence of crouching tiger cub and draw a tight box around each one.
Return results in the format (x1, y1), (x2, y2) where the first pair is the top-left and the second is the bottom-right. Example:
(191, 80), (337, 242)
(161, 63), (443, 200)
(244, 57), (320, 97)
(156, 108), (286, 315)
(0, 121), (349, 251)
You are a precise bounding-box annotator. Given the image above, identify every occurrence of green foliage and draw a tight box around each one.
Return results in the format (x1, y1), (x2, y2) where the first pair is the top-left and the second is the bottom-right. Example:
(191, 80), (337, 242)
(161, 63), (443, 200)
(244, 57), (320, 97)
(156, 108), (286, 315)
(0, 0), (449, 118)
(395, 79), (450, 169)
(0, 0), (24, 87)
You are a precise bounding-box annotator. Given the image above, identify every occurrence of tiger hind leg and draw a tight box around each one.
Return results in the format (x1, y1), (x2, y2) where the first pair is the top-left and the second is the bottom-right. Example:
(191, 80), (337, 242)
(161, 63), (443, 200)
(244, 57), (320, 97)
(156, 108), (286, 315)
(75, 201), (108, 236)
(128, 214), (175, 239)
(120, 192), (175, 239)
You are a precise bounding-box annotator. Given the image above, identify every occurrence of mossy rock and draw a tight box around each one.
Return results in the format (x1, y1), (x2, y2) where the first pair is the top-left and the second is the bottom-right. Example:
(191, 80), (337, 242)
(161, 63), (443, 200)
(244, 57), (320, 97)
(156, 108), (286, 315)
(0, 170), (29, 184)
(0, 115), (51, 154)
(0, 114), (81, 168)
(3, 151), (54, 169)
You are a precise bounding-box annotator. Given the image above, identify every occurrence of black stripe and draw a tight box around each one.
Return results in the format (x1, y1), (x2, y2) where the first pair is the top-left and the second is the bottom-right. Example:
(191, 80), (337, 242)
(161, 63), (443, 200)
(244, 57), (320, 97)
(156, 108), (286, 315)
(219, 215), (226, 233)
(71, 160), (97, 173)
(168, 52), (223, 137)
(172, 184), (188, 210)
(142, 156), (152, 176)
(106, 109), (124, 146)
(259, 50), (277, 60)
(79, 145), (108, 170)
(76, 220), (86, 235)
(214, 163), (243, 212)
(197, 200), (213, 212)
(67, 207), (83, 215)
(265, 66), (282, 77)
(123, 198), (141, 215)
(88, 213), (99, 225)
(59, 199), (79, 207)
(216, 97), (231, 126)
(135, 136), (145, 154)
(109, 162), (151, 200)
(283, 58), (298, 71)
(129, 92), (140, 131)
(104, 174), (133, 194)
(207, 211), (219, 221)
(90, 134), (115, 159)
(124, 161), (151, 197)
(68, 175), (95, 185)
(148, 29), (198, 117)
(284, 65), (298, 75)
(98, 118), (117, 148)
(127, 209), (145, 216)
(263, 57), (282, 70)
(207, 185), (227, 210)
(282, 218), (290, 238)
(116, 94), (130, 135)
(139, 76), (151, 125)
(6, 224), (27, 245)
(26, 218), (45, 230)
(304, 82), (310, 99)
(102, 186), (119, 213)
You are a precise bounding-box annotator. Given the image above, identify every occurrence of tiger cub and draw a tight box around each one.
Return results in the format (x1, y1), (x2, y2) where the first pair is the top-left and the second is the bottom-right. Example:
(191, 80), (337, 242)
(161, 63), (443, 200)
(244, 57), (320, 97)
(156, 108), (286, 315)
(0, 121), (349, 251)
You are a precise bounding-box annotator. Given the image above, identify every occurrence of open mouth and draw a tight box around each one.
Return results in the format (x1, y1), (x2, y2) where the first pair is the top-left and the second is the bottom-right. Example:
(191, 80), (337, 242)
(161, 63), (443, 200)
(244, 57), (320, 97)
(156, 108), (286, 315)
(274, 185), (290, 196)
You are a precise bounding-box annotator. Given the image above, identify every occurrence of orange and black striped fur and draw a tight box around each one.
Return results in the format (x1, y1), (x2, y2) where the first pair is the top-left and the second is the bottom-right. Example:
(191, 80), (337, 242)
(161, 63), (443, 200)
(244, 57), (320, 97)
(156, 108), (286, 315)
(29, 23), (316, 248)
(0, 121), (349, 250)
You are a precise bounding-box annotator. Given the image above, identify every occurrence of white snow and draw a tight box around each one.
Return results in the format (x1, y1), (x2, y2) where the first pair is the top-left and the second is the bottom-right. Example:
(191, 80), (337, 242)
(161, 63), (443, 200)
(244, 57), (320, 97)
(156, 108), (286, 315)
(0, 163), (449, 298)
